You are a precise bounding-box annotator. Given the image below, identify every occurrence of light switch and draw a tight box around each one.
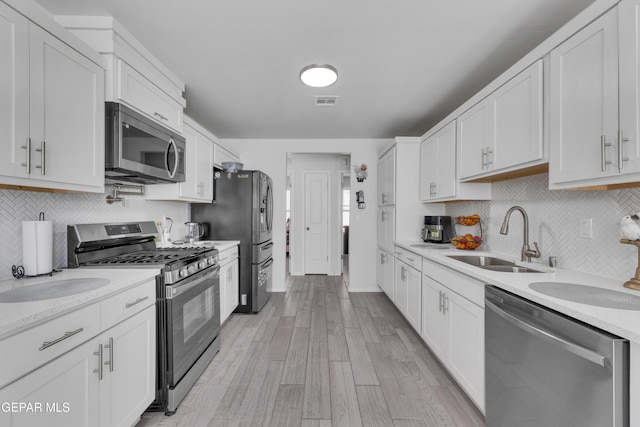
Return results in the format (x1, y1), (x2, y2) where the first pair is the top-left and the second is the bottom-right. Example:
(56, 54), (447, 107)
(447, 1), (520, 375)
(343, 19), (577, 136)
(579, 218), (593, 239)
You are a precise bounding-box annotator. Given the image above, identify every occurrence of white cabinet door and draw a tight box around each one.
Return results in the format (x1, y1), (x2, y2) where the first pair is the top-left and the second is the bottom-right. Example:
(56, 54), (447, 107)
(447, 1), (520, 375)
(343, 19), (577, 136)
(100, 306), (155, 427)
(492, 60), (543, 171)
(377, 147), (396, 206)
(394, 258), (408, 315)
(421, 275), (449, 361)
(116, 59), (183, 133)
(0, 3), (29, 179)
(29, 24), (104, 191)
(448, 291), (484, 411)
(458, 101), (493, 179)
(376, 208), (395, 253)
(0, 338), (100, 427)
(226, 258), (239, 319)
(618, 0), (640, 176)
(220, 256), (239, 324)
(420, 121), (457, 201)
(549, 8), (619, 185)
(180, 126), (213, 201)
(405, 263), (421, 333)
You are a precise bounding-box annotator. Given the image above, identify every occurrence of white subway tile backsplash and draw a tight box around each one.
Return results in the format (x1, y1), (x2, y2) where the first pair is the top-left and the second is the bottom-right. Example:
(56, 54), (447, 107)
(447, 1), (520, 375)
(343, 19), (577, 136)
(0, 190), (189, 280)
(447, 173), (638, 282)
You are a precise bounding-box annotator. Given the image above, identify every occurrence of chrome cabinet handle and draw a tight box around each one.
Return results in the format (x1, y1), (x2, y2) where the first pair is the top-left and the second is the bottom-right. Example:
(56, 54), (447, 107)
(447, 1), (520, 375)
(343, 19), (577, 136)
(20, 138), (31, 174)
(442, 294), (449, 314)
(481, 148), (487, 169)
(381, 192), (387, 204)
(400, 265), (406, 281)
(380, 253), (386, 264)
(153, 112), (168, 121)
(486, 300), (607, 367)
(104, 337), (114, 372)
(601, 135), (612, 172)
(486, 146), (493, 167)
(93, 343), (103, 380)
(35, 141), (45, 175)
(406, 257), (415, 262)
(618, 130), (630, 170)
(125, 296), (149, 309)
(39, 327), (84, 351)
(429, 182), (437, 197)
(438, 291), (443, 313)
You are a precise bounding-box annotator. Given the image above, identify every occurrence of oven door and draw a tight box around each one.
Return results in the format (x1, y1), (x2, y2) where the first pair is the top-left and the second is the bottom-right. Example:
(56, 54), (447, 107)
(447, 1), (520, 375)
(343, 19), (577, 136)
(165, 265), (220, 386)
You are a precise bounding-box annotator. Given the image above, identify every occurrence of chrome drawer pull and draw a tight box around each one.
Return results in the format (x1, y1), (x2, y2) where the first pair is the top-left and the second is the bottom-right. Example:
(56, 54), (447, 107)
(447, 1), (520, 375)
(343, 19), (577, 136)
(601, 135), (612, 172)
(153, 111), (168, 121)
(39, 328), (84, 351)
(104, 337), (114, 372)
(125, 296), (149, 309)
(20, 137), (31, 174)
(35, 141), (45, 175)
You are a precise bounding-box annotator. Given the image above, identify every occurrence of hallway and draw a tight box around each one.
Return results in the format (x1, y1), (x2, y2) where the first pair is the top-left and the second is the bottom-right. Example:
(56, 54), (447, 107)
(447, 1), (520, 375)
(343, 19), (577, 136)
(137, 275), (485, 426)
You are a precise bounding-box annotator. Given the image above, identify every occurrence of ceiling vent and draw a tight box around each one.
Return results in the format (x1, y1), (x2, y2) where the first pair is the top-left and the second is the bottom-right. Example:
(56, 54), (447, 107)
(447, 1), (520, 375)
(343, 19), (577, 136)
(314, 96), (339, 107)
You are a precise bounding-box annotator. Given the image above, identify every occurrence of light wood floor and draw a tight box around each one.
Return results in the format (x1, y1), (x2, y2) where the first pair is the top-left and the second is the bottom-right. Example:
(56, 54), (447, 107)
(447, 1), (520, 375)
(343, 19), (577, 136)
(136, 274), (485, 427)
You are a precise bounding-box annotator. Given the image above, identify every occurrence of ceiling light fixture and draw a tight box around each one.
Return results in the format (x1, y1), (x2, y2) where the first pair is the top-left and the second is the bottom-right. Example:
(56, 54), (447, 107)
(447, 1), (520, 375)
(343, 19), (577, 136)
(300, 64), (338, 87)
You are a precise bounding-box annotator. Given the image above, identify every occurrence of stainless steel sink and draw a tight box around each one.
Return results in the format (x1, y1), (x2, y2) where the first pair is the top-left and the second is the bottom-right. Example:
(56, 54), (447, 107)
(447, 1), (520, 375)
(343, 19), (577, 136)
(0, 278), (111, 303)
(446, 254), (543, 273)
(480, 265), (543, 273)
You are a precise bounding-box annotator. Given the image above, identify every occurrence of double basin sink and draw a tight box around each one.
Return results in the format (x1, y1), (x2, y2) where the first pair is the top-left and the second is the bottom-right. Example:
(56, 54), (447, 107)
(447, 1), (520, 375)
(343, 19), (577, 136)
(446, 254), (543, 273)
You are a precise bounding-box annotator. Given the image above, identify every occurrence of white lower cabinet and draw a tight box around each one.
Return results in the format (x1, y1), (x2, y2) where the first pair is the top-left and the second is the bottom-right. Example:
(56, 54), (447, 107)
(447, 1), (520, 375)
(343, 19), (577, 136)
(420, 261), (485, 412)
(0, 282), (156, 427)
(377, 208), (395, 253)
(376, 249), (394, 300)
(394, 259), (421, 332)
(219, 245), (239, 324)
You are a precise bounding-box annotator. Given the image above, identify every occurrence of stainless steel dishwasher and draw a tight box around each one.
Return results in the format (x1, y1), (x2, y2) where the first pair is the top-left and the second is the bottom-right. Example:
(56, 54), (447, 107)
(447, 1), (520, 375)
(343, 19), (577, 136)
(485, 286), (628, 427)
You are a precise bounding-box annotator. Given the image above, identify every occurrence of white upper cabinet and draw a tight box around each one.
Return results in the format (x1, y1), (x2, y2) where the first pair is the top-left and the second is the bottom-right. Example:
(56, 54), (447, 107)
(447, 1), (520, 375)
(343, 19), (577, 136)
(213, 143), (241, 169)
(550, 2), (640, 190)
(549, 8), (619, 188)
(377, 147), (396, 206)
(458, 60), (544, 182)
(0, 3), (105, 193)
(420, 121), (490, 202)
(145, 116), (214, 202)
(55, 16), (186, 134)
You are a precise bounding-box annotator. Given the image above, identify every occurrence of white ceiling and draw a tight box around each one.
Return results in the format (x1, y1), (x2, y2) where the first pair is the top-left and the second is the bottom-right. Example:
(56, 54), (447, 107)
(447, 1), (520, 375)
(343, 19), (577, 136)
(35, 0), (596, 139)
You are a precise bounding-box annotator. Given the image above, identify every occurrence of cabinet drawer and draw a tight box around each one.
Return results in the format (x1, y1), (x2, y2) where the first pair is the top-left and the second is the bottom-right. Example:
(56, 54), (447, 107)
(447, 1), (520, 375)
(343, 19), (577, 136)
(100, 279), (156, 330)
(117, 60), (183, 133)
(218, 246), (239, 265)
(0, 304), (100, 388)
(394, 246), (422, 271)
(422, 258), (484, 307)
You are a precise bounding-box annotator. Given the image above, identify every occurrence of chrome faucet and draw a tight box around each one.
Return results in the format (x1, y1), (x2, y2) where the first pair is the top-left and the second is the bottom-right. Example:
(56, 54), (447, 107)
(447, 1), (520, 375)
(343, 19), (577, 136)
(500, 206), (541, 262)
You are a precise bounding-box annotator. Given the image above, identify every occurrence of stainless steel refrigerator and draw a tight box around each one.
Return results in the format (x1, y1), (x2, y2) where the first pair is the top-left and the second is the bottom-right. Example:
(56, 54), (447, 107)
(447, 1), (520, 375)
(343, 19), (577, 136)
(191, 170), (273, 313)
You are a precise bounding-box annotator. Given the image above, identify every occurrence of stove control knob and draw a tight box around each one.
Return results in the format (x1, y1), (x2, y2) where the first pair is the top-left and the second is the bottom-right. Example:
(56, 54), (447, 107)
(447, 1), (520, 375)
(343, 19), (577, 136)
(188, 265), (197, 275)
(198, 261), (206, 269)
(207, 257), (215, 266)
(179, 268), (188, 278)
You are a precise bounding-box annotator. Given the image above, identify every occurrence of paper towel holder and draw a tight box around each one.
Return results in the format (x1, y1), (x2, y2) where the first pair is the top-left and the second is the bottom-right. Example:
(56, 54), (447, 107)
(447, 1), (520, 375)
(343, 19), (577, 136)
(106, 183), (145, 204)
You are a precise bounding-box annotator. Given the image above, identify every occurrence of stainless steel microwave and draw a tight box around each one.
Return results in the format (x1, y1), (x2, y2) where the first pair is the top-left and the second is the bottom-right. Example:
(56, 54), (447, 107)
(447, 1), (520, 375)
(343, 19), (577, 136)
(105, 102), (185, 184)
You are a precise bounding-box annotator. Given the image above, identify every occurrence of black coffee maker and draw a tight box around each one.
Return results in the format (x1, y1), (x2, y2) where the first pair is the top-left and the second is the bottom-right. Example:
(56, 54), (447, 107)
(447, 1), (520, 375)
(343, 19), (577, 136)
(422, 216), (453, 243)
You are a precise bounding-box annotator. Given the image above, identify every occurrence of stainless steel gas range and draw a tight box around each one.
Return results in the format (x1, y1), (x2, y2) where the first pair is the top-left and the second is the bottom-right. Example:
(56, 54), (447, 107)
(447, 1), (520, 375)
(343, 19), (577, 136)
(67, 221), (221, 415)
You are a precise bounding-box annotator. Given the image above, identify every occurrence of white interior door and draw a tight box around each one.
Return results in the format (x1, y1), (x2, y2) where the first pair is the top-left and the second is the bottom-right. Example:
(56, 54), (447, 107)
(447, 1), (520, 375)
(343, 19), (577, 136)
(304, 172), (329, 274)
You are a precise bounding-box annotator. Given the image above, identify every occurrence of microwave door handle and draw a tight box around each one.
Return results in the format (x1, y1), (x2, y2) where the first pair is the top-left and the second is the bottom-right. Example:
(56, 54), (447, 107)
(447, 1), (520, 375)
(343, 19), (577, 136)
(165, 139), (178, 178)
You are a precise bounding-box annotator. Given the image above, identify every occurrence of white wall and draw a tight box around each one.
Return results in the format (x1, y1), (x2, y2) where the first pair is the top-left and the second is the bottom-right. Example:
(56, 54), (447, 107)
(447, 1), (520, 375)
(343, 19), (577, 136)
(225, 138), (390, 292)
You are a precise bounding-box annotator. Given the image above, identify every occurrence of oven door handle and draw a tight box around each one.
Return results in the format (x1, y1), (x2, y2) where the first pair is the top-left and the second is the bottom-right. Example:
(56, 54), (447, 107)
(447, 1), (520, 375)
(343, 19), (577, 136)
(168, 265), (220, 299)
(486, 300), (608, 368)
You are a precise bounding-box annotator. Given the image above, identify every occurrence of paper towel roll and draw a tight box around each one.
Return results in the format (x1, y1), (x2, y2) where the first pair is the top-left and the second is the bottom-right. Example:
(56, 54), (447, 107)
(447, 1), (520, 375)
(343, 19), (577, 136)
(22, 221), (53, 276)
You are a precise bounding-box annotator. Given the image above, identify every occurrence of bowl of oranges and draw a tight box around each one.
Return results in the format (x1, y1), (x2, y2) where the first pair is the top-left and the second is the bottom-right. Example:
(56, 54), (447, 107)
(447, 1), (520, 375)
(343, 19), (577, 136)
(452, 214), (482, 250)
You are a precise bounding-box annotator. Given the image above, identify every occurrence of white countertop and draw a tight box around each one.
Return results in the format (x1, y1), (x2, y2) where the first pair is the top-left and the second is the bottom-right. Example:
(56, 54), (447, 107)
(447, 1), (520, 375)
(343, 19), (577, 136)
(0, 268), (159, 340)
(396, 241), (640, 343)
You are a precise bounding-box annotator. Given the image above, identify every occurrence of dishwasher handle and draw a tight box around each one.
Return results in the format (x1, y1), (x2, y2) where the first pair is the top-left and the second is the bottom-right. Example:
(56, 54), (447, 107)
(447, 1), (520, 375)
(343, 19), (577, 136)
(486, 299), (608, 368)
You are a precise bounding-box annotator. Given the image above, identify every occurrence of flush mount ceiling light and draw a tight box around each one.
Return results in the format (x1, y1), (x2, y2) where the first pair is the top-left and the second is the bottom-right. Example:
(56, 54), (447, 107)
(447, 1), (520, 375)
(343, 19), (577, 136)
(300, 64), (338, 87)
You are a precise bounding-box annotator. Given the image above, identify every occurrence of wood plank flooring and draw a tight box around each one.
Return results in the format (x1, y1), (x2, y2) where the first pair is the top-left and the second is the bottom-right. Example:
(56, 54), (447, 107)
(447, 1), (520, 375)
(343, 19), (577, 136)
(136, 274), (485, 427)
